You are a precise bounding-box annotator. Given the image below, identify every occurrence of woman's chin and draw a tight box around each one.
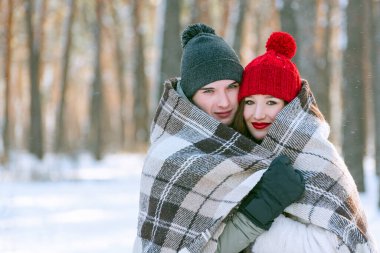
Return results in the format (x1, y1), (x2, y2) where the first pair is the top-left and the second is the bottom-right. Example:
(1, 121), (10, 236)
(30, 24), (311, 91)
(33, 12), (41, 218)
(250, 131), (267, 142)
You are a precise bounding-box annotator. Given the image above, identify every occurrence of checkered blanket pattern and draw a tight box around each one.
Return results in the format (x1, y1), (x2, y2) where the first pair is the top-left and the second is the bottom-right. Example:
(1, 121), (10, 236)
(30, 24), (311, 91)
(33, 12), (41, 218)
(134, 78), (376, 253)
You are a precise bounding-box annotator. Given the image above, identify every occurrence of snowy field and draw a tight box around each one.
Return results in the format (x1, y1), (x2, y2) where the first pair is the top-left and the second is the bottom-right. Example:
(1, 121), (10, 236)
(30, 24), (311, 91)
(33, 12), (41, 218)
(0, 153), (142, 253)
(0, 152), (379, 253)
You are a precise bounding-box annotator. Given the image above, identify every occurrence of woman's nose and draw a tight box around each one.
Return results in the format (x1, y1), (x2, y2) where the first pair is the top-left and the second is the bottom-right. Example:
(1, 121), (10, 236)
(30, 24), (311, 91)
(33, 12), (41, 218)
(253, 105), (265, 120)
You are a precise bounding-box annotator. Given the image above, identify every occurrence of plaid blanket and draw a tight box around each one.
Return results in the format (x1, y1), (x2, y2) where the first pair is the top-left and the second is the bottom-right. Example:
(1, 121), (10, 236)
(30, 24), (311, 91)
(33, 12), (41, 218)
(134, 78), (376, 253)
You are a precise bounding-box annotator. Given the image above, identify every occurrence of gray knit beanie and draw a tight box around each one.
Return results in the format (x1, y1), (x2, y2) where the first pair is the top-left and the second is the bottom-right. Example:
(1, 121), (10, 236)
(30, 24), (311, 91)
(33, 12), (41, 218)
(180, 23), (243, 99)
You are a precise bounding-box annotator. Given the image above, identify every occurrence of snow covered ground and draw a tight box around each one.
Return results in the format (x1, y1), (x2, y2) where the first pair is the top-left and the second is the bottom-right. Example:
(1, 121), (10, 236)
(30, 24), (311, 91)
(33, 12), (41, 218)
(0, 153), (142, 253)
(0, 152), (379, 253)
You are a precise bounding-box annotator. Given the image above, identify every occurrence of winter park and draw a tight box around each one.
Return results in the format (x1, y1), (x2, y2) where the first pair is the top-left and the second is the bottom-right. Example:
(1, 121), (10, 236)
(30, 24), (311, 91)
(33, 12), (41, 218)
(1, 1), (380, 253)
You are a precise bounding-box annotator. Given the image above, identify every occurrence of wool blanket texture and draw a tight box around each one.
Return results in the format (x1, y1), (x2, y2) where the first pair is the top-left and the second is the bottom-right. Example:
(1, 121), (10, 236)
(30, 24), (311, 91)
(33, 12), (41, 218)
(134, 78), (377, 253)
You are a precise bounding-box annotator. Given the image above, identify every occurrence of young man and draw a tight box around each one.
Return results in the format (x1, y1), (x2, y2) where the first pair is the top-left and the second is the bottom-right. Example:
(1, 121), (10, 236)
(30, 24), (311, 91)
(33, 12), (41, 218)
(176, 22), (242, 126)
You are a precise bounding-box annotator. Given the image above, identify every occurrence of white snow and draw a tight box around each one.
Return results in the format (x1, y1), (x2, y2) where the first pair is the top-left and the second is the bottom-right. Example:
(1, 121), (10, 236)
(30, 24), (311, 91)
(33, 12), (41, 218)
(0, 152), (379, 252)
(0, 152), (143, 253)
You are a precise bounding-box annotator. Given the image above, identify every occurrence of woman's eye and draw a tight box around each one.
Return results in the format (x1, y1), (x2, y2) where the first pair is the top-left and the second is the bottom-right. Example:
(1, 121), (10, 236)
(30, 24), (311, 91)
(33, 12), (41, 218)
(267, 100), (277, 105)
(245, 100), (254, 105)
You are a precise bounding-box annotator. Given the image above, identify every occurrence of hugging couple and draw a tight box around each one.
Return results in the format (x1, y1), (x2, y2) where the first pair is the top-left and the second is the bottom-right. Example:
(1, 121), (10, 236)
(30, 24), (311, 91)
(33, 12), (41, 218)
(134, 23), (377, 253)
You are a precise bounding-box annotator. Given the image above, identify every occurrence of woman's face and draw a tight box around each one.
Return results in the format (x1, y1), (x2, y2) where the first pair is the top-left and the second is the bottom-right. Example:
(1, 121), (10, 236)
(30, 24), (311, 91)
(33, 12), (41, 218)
(243, 95), (286, 141)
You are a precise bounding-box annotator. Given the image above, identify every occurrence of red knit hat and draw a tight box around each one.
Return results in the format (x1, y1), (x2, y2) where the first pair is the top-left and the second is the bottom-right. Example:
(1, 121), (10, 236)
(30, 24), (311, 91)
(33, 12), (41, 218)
(238, 32), (301, 103)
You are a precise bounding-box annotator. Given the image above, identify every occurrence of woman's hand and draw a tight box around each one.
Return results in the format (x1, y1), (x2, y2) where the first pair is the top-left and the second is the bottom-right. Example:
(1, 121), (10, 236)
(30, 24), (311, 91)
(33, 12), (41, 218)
(238, 155), (305, 230)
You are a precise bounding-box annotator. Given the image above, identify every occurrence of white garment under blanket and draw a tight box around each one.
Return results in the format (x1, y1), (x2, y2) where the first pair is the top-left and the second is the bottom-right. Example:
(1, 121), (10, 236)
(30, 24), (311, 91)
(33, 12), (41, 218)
(252, 214), (350, 253)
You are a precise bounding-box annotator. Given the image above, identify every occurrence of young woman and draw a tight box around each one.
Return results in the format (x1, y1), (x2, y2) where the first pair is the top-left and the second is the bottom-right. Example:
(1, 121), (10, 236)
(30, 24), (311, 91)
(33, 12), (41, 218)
(230, 32), (377, 253)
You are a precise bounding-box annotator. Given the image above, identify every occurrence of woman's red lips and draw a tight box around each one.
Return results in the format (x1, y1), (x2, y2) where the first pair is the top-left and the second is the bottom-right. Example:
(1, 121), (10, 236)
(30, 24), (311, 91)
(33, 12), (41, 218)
(252, 122), (271, 130)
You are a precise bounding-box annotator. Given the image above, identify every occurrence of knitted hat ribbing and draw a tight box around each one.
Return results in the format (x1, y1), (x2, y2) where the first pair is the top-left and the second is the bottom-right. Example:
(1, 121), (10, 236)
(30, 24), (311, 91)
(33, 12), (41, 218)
(238, 32), (301, 103)
(180, 23), (243, 99)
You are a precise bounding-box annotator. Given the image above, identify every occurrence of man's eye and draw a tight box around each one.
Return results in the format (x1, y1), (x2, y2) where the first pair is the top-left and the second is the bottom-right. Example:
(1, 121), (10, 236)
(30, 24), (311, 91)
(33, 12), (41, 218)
(203, 89), (213, 93)
(228, 83), (238, 89)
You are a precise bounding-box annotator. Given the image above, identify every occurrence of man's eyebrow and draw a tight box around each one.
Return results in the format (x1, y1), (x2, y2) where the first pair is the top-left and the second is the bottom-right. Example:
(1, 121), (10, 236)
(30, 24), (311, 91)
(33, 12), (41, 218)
(199, 87), (214, 90)
(227, 81), (240, 86)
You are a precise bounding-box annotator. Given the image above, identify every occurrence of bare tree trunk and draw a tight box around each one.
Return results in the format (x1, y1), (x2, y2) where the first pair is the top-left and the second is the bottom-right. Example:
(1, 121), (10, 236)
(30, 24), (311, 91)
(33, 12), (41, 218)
(240, 0), (278, 66)
(190, 0), (210, 24)
(290, 1), (315, 71)
(294, 1), (320, 95)
(362, 0), (375, 162)
(327, 0), (344, 149)
(153, 0), (181, 110)
(55, 0), (75, 153)
(343, 0), (366, 192)
(315, 0), (332, 123)
(225, 0), (248, 56)
(2, 0), (14, 163)
(89, 0), (104, 160)
(368, 0), (380, 207)
(110, 1), (127, 149)
(25, 0), (44, 159)
(371, 0), (380, 178)
(219, 0), (231, 37)
(280, 0), (298, 61)
(37, 0), (47, 83)
(284, 1), (330, 125)
(132, 0), (149, 146)
(15, 62), (27, 149)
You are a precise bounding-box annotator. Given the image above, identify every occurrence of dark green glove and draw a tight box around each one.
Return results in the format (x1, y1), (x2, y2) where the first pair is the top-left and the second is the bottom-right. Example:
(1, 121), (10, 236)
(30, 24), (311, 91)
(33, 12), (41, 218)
(238, 155), (305, 230)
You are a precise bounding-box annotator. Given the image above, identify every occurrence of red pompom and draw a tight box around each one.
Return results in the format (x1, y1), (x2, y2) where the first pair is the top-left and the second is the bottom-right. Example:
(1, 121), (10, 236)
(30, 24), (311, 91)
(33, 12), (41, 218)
(265, 32), (296, 59)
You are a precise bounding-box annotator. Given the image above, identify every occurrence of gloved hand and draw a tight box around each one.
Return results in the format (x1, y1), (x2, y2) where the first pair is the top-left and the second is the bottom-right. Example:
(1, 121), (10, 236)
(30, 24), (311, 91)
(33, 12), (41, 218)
(238, 155), (305, 230)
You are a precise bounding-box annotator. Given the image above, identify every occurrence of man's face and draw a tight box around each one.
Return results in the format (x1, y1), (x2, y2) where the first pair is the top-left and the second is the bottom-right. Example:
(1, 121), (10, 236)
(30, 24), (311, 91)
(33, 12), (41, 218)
(192, 80), (239, 125)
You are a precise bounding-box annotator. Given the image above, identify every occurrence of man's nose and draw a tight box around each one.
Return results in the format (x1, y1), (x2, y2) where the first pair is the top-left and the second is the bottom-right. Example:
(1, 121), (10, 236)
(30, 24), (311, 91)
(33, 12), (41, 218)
(218, 91), (230, 108)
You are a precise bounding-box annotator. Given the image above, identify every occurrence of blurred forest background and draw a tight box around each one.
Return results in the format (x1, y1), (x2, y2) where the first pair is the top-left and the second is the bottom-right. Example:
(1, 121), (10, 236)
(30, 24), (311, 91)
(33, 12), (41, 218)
(0, 0), (379, 199)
